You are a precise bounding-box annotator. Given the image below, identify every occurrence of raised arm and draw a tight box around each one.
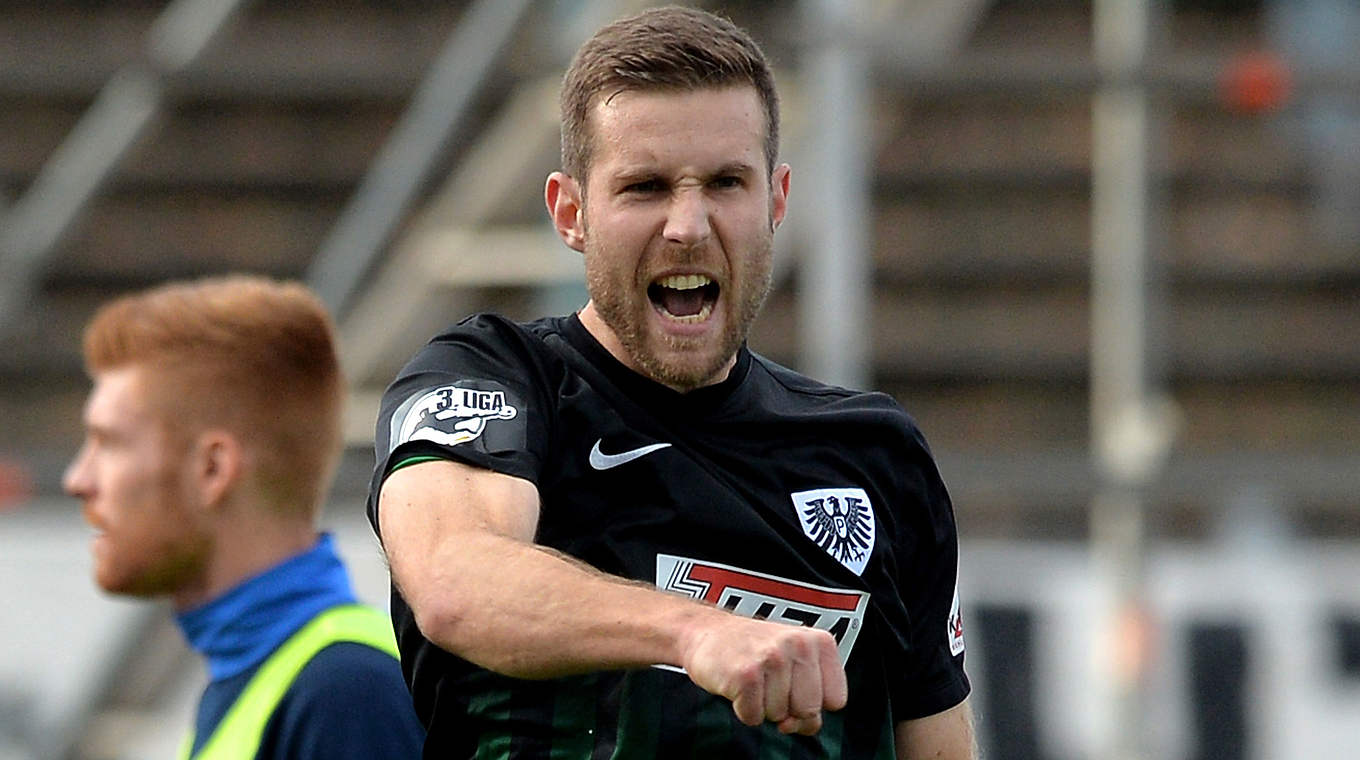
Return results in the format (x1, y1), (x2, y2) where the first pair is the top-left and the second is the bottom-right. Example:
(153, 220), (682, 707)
(377, 458), (848, 735)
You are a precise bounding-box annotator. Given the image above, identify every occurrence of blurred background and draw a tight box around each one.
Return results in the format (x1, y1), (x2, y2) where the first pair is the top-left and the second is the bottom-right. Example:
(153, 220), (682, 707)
(1, 0), (1357, 758)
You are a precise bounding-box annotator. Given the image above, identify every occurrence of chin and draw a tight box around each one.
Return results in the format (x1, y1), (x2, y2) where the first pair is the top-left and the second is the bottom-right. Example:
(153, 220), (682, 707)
(95, 571), (139, 597)
(642, 346), (730, 391)
(98, 561), (188, 598)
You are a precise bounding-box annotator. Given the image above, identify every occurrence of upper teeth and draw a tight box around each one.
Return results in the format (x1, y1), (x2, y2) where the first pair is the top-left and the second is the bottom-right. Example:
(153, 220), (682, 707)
(657, 274), (711, 290)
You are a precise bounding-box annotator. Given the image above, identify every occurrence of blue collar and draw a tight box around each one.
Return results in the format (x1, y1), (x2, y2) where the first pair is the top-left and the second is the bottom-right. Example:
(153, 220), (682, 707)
(175, 533), (358, 681)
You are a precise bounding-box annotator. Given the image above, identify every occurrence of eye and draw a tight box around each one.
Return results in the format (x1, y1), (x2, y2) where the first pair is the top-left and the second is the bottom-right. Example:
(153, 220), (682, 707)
(623, 178), (664, 194)
(711, 175), (743, 190)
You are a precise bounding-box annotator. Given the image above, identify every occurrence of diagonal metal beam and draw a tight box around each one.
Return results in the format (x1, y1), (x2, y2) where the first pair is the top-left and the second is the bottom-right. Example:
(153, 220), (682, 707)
(0, 0), (252, 334)
(305, 0), (536, 319)
(335, 77), (561, 386)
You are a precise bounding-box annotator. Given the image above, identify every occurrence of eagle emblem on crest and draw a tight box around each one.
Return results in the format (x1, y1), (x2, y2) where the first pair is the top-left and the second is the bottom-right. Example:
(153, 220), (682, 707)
(791, 487), (876, 576)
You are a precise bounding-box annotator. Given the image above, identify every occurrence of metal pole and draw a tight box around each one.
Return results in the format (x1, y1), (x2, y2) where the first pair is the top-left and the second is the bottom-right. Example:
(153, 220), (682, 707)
(1090, 1), (1172, 758)
(798, 0), (870, 390)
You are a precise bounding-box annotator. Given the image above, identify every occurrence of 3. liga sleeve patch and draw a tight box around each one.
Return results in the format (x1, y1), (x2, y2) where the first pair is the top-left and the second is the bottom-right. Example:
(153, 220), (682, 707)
(389, 381), (522, 453)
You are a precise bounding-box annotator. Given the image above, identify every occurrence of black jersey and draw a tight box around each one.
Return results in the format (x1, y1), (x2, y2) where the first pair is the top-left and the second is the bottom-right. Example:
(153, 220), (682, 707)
(368, 313), (969, 759)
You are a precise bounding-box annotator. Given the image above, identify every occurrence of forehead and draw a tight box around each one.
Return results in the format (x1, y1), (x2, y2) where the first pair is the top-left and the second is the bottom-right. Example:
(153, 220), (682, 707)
(588, 86), (766, 173)
(85, 365), (160, 431)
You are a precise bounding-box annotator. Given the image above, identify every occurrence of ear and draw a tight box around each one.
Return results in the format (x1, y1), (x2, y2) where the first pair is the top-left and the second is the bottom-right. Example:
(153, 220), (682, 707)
(190, 429), (244, 511)
(545, 171), (586, 252)
(770, 163), (791, 231)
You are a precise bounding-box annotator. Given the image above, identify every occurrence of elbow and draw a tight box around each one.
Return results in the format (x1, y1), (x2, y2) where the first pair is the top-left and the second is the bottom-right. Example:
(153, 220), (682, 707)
(405, 590), (542, 677)
(407, 588), (473, 654)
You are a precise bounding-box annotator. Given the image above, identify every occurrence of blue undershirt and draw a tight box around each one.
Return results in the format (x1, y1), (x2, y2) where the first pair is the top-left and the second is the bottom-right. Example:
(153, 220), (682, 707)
(178, 534), (357, 680)
(176, 534), (423, 759)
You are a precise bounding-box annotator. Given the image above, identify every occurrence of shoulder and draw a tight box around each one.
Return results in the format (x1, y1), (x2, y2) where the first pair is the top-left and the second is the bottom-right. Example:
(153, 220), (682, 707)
(372, 315), (568, 501)
(380, 313), (567, 421)
(286, 641), (408, 700)
(260, 642), (424, 759)
(747, 351), (919, 432)
(431, 312), (567, 345)
(746, 352), (949, 516)
(377, 314), (566, 449)
(405, 312), (566, 371)
(295, 638), (405, 687)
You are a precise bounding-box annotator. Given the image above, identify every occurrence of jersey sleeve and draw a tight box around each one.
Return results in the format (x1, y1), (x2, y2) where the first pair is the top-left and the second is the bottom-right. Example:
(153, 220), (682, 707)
(887, 422), (971, 721)
(368, 315), (554, 536)
(258, 643), (425, 759)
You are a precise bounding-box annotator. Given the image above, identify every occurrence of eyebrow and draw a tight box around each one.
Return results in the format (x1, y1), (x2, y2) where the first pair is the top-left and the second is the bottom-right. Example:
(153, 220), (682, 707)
(82, 419), (124, 443)
(612, 162), (758, 183)
(711, 162), (757, 177)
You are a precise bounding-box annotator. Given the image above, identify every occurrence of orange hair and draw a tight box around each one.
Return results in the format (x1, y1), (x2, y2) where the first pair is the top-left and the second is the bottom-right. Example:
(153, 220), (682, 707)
(82, 275), (345, 515)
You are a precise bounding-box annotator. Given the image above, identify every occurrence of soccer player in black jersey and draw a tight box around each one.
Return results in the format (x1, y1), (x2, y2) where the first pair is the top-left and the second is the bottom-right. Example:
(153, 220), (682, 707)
(370, 6), (976, 758)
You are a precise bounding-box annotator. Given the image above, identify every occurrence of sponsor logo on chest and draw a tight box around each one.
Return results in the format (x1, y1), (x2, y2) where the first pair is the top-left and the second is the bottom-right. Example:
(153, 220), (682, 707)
(656, 553), (869, 665)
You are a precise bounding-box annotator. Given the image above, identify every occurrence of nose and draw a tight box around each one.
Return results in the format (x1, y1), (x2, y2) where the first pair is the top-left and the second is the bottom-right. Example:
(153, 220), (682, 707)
(63, 443), (92, 499)
(663, 187), (712, 247)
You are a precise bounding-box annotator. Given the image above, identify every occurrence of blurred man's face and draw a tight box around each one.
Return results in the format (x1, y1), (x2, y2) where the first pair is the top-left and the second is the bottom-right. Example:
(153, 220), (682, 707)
(573, 85), (789, 390)
(63, 365), (211, 601)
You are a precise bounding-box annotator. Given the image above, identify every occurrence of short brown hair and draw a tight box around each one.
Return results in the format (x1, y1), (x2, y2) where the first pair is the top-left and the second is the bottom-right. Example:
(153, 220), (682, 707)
(559, 5), (780, 182)
(82, 275), (345, 516)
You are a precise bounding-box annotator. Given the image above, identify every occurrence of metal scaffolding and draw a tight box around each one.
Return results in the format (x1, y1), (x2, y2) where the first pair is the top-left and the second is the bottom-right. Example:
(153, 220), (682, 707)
(0, 0), (252, 332)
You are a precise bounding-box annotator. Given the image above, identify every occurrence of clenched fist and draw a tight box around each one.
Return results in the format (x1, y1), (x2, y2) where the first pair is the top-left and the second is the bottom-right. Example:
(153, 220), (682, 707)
(680, 613), (848, 735)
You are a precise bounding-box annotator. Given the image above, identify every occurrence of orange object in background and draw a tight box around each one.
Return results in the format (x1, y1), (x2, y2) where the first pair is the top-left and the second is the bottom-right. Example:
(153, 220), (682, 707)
(1221, 50), (1293, 114)
(0, 457), (34, 511)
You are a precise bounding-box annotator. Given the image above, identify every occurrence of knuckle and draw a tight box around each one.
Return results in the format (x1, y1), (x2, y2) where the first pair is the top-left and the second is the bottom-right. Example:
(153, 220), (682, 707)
(730, 662), (762, 691)
(759, 645), (788, 670)
(781, 631), (812, 655)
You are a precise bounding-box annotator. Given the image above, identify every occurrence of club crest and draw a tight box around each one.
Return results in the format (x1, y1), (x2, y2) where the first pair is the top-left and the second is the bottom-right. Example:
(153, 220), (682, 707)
(791, 487), (875, 576)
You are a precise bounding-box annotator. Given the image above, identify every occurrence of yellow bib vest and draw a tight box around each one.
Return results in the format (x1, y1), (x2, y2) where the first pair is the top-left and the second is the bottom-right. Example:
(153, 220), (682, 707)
(177, 604), (401, 760)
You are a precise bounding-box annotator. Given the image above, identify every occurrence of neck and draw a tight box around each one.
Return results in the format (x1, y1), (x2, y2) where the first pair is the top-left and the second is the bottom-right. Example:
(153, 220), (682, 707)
(577, 302), (641, 374)
(173, 508), (317, 611)
(173, 533), (357, 680)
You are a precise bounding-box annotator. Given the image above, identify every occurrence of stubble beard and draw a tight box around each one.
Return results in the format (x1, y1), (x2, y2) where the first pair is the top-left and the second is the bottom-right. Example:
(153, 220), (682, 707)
(103, 466), (212, 599)
(113, 535), (212, 598)
(585, 238), (774, 392)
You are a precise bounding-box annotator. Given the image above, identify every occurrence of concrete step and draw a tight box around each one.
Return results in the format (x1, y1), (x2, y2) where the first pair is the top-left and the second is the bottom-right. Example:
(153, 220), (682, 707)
(874, 186), (1356, 285)
(751, 281), (1360, 382)
(875, 376), (1360, 454)
(46, 189), (342, 283)
(877, 93), (1306, 187)
(0, 1), (459, 99)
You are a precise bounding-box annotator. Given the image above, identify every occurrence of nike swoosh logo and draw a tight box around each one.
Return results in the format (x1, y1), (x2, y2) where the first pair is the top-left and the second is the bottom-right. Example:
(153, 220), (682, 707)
(589, 439), (672, 471)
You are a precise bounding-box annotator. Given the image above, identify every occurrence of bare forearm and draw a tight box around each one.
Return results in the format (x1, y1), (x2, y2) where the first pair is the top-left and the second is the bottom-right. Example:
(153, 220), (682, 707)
(397, 528), (719, 677)
(379, 460), (726, 677)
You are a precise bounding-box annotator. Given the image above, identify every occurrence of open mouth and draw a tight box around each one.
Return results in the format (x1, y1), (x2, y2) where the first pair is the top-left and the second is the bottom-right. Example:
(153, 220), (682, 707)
(648, 274), (719, 323)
